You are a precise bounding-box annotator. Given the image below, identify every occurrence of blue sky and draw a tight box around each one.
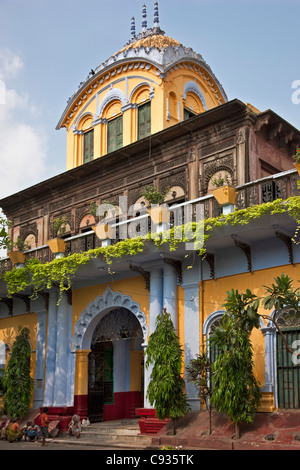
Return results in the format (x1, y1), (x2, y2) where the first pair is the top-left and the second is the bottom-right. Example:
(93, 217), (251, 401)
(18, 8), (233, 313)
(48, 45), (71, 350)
(0, 0), (299, 200)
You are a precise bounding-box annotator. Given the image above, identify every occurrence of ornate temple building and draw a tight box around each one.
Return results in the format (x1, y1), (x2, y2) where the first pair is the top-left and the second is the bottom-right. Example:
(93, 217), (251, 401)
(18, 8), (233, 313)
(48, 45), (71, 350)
(0, 3), (299, 428)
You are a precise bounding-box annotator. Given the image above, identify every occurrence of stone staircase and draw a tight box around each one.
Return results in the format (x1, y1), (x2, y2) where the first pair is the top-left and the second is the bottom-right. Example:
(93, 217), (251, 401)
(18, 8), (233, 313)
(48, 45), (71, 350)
(57, 419), (159, 450)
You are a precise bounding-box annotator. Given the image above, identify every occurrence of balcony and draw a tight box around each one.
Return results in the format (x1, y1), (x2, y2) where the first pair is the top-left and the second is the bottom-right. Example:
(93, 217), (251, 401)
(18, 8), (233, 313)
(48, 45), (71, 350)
(0, 168), (299, 275)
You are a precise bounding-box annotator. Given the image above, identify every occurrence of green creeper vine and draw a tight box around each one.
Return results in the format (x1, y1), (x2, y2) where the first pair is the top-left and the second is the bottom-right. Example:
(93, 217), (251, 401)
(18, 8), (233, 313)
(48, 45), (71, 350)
(2, 196), (300, 303)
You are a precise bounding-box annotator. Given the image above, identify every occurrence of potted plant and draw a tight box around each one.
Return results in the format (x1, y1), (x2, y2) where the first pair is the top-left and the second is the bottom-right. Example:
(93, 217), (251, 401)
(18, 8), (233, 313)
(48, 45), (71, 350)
(292, 147), (300, 174)
(92, 222), (113, 242)
(210, 172), (236, 206)
(88, 200), (99, 223)
(142, 185), (170, 224)
(47, 216), (68, 255)
(7, 237), (30, 266)
(91, 201), (115, 244)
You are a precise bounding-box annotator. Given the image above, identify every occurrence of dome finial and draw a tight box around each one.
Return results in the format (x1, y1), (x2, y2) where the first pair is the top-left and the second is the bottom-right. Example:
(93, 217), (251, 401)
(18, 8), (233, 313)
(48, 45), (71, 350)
(154, 1), (159, 27)
(142, 4), (147, 31)
(131, 16), (136, 39)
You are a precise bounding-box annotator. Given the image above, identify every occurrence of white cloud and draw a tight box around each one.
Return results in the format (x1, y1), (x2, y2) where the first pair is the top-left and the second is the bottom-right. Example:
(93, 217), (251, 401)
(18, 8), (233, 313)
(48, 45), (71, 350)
(0, 48), (24, 80)
(0, 48), (48, 199)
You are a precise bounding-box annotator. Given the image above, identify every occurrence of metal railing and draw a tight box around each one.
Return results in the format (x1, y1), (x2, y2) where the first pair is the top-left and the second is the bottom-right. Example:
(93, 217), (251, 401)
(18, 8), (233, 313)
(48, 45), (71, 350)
(0, 168), (298, 274)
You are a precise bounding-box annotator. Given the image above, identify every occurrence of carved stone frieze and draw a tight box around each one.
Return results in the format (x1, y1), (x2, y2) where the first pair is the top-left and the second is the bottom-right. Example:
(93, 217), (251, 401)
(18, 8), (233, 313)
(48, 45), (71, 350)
(159, 172), (186, 193)
(202, 153), (235, 194)
(20, 222), (38, 242)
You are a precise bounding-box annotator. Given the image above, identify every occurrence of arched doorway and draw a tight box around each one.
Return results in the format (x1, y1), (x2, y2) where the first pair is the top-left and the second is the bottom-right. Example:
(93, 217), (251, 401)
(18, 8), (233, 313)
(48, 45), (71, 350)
(88, 340), (113, 422)
(72, 286), (148, 421)
(87, 307), (144, 422)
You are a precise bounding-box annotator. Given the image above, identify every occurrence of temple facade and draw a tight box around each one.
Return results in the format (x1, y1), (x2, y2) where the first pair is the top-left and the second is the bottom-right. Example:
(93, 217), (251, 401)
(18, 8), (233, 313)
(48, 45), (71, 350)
(0, 3), (300, 427)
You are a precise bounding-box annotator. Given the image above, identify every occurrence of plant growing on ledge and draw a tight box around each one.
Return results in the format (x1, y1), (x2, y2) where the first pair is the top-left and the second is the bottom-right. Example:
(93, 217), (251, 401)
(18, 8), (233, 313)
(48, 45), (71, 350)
(7, 237), (31, 266)
(210, 172), (236, 207)
(142, 185), (169, 205)
(292, 148), (300, 175)
(51, 216), (68, 237)
(7, 236), (31, 253)
(47, 216), (68, 256)
(210, 172), (231, 188)
(142, 186), (170, 225)
(292, 147), (300, 163)
(88, 200), (99, 221)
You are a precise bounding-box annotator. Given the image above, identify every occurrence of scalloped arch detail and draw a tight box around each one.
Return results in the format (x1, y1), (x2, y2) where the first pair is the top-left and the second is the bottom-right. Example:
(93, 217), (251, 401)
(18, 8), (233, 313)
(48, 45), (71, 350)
(72, 286), (148, 350)
(98, 88), (127, 117)
(183, 81), (207, 111)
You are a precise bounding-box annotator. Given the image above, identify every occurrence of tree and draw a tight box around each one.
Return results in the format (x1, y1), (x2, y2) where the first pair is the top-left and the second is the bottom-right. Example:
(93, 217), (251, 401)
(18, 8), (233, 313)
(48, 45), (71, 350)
(0, 215), (10, 250)
(2, 326), (34, 418)
(186, 351), (213, 434)
(145, 308), (190, 435)
(209, 289), (261, 439)
(261, 274), (300, 354)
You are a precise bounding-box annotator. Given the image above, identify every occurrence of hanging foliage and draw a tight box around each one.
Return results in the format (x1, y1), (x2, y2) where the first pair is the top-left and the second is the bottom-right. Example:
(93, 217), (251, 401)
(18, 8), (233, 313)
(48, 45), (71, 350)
(1, 196), (300, 303)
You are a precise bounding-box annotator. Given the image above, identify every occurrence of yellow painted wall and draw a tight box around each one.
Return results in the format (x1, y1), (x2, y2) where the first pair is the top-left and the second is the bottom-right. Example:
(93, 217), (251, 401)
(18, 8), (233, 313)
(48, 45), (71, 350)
(63, 58), (224, 170)
(72, 276), (149, 338)
(201, 263), (300, 387)
(72, 276), (149, 396)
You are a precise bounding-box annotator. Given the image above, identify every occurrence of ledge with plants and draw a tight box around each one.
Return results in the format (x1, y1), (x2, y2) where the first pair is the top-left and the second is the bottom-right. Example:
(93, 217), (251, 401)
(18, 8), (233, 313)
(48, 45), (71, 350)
(1, 196), (299, 304)
(293, 147), (300, 175)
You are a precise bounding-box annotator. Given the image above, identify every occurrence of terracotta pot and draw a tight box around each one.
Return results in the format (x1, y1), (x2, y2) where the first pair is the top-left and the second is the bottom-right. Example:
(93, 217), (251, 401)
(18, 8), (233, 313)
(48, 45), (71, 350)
(92, 223), (113, 240)
(212, 185), (236, 206)
(293, 162), (300, 175)
(47, 238), (66, 254)
(8, 251), (26, 265)
(148, 206), (169, 224)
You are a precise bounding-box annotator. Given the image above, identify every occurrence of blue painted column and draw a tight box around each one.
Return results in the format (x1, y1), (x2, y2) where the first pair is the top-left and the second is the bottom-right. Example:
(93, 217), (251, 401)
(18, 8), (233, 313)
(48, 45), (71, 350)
(66, 300), (75, 406)
(33, 309), (47, 408)
(53, 291), (69, 406)
(183, 282), (200, 411)
(144, 268), (163, 408)
(44, 289), (58, 406)
(149, 268), (163, 335)
(163, 263), (178, 332)
(260, 325), (277, 395)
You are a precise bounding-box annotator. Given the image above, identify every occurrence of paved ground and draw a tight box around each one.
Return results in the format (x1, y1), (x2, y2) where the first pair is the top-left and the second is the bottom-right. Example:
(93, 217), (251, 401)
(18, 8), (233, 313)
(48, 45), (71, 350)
(2, 410), (300, 453)
(153, 409), (300, 451)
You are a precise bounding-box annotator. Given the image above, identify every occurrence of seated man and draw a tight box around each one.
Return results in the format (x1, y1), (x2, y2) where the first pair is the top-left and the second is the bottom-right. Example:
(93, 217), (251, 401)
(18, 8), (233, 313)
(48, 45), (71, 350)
(7, 418), (24, 442)
(25, 420), (41, 442)
(68, 414), (81, 438)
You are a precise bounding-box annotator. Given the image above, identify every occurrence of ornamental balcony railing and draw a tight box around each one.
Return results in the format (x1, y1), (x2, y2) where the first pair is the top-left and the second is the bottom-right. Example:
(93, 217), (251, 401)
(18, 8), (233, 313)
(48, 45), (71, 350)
(0, 168), (299, 275)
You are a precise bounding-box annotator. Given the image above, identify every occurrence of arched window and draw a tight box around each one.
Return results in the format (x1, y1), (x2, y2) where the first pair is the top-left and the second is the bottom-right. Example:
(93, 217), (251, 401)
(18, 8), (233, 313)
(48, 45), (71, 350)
(83, 129), (94, 163)
(275, 308), (300, 409)
(183, 92), (203, 120)
(138, 101), (151, 140)
(78, 115), (94, 164)
(203, 310), (225, 363)
(107, 115), (123, 153)
(131, 84), (152, 141)
(104, 100), (123, 153)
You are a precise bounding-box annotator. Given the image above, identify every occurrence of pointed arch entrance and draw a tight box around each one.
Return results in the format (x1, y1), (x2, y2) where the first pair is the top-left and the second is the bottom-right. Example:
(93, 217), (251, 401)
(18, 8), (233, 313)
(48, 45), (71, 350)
(72, 286), (148, 422)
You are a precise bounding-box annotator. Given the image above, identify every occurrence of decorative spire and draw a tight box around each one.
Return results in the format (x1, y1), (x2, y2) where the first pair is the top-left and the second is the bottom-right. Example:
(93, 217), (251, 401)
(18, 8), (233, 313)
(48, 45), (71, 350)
(130, 16), (136, 39)
(154, 1), (159, 27)
(142, 4), (147, 31)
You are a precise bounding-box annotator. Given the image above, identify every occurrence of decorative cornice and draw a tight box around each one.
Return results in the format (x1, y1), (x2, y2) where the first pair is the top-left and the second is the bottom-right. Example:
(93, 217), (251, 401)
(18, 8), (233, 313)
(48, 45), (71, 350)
(57, 45), (227, 130)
